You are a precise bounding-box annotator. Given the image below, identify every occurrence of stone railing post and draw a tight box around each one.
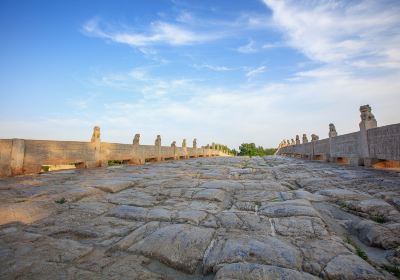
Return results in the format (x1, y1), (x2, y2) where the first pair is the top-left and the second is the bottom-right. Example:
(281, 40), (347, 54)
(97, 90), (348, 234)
(132, 133), (143, 164)
(171, 141), (177, 160)
(193, 138), (198, 158)
(359, 105), (377, 166)
(155, 135), (162, 161)
(90, 126), (103, 167)
(182, 139), (188, 159)
(328, 124), (337, 162)
(310, 134), (319, 160)
(10, 139), (25, 176)
(295, 135), (300, 145)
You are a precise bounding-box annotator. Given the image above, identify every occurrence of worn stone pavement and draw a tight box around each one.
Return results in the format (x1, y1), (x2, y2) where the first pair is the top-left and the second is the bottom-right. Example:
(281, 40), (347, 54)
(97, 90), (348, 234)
(1, 156), (400, 279)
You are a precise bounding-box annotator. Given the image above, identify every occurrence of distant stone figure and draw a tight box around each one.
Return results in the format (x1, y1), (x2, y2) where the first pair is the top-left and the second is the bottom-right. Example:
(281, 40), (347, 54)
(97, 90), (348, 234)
(91, 126), (100, 143)
(302, 134), (308, 143)
(329, 123), (337, 138)
(311, 134), (319, 141)
(193, 138), (197, 149)
(291, 139), (295, 145)
(359, 104), (377, 129)
(171, 141), (176, 148)
(155, 135), (161, 146)
(286, 139), (291, 146)
(182, 139), (187, 148)
(133, 134), (140, 145)
(295, 135), (300, 145)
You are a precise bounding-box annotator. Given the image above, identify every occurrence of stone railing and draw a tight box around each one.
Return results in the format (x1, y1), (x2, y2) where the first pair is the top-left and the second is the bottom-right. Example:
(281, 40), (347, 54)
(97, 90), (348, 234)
(276, 105), (400, 167)
(0, 128), (229, 177)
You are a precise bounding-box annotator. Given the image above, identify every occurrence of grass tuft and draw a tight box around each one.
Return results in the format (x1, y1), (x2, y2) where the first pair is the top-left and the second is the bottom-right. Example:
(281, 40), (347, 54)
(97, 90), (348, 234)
(371, 214), (386, 224)
(383, 265), (400, 278)
(345, 235), (368, 261)
(55, 197), (66, 204)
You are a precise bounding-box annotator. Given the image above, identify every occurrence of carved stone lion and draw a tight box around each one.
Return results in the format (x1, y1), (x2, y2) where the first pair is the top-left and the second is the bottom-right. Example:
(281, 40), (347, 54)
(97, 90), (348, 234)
(155, 135), (161, 146)
(133, 134), (140, 145)
(91, 126), (100, 142)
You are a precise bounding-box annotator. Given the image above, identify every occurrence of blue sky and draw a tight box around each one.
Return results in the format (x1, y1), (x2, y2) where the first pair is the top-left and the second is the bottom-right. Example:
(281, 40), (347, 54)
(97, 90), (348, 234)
(0, 0), (399, 148)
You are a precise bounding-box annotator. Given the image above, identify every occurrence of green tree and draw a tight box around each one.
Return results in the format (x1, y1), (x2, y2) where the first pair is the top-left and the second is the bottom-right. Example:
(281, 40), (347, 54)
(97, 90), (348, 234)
(238, 143), (277, 157)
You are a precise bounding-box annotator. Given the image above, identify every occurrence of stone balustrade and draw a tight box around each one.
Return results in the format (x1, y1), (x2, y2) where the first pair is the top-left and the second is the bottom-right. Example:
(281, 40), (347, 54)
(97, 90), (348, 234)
(0, 130), (229, 177)
(276, 105), (400, 167)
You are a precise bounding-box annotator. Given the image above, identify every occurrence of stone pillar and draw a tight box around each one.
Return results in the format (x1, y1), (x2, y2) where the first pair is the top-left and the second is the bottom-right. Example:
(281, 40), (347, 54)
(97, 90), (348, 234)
(193, 138), (198, 158)
(359, 105), (378, 166)
(132, 134), (143, 164)
(328, 124), (337, 162)
(295, 135), (300, 145)
(155, 135), (162, 161)
(90, 126), (103, 168)
(10, 139), (25, 176)
(171, 141), (177, 160)
(302, 134), (308, 144)
(182, 139), (188, 159)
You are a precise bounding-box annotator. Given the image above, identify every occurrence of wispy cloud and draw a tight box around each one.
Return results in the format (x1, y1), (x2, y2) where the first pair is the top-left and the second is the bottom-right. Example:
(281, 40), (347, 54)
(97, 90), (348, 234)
(82, 18), (221, 47)
(245, 66), (266, 79)
(237, 40), (257, 54)
(193, 64), (235, 71)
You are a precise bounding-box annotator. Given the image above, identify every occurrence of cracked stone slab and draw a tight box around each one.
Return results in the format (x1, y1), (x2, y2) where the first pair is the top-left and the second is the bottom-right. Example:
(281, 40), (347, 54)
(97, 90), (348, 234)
(129, 224), (215, 273)
(203, 235), (302, 273)
(214, 263), (319, 280)
(272, 216), (329, 238)
(259, 199), (321, 218)
(324, 254), (384, 280)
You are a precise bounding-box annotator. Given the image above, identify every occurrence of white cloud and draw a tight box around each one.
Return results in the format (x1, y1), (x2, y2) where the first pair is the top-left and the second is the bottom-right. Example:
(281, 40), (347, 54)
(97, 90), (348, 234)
(262, 42), (285, 49)
(263, 0), (400, 70)
(193, 64), (234, 71)
(2, 71), (400, 148)
(82, 18), (220, 47)
(237, 40), (257, 54)
(245, 66), (266, 79)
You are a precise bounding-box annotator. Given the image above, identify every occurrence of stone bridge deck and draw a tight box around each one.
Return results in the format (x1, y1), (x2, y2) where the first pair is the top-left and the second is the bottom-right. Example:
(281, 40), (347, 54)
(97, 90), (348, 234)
(0, 157), (399, 279)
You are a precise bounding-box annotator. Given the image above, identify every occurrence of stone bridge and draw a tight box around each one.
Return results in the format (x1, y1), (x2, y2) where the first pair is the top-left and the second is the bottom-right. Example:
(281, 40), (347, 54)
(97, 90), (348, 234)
(276, 105), (400, 168)
(0, 128), (229, 177)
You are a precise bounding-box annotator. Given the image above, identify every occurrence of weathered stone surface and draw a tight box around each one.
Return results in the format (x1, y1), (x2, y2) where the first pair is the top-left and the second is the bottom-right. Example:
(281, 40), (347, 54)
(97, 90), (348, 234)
(316, 188), (369, 201)
(1, 156), (395, 279)
(324, 254), (384, 279)
(344, 198), (400, 222)
(89, 179), (137, 193)
(199, 180), (243, 192)
(107, 205), (148, 220)
(204, 235), (302, 273)
(214, 263), (319, 280)
(193, 188), (228, 202)
(107, 189), (158, 207)
(174, 209), (208, 225)
(259, 199), (321, 218)
(272, 216), (329, 238)
(300, 238), (352, 275)
(353, 220), (400, 249)
(129, 224), (214, 273)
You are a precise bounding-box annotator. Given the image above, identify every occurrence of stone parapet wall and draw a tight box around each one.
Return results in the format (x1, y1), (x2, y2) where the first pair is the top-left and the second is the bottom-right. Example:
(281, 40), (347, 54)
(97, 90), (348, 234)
(0, 130), (228, 177)
(276, 105), (400, 167)
(367, 123), (400, 161)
